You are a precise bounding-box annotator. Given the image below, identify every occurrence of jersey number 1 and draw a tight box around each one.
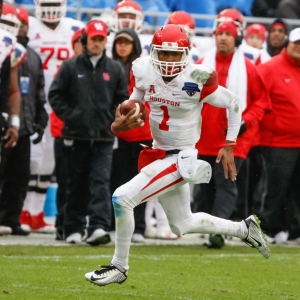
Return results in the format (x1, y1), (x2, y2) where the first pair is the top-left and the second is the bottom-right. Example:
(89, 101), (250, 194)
(159, 105), (170, 131)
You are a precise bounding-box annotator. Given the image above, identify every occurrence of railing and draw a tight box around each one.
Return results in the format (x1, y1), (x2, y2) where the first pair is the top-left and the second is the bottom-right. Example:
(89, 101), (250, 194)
(20, 5), (300, 35)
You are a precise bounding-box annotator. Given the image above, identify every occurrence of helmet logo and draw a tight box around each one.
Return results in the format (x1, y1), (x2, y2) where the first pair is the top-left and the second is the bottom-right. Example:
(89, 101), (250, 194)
(162, 42), (178, 49)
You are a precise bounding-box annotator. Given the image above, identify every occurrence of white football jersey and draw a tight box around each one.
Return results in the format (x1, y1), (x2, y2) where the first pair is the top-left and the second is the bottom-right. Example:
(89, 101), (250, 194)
(0, 28), (16, 68)
(131, 56), (218, 150)
(27, 16), (84, 110)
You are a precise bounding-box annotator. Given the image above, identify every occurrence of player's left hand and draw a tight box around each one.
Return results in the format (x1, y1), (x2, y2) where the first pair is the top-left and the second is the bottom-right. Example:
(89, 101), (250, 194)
(3, 127), (19, 148)
(216, 145), (237, 181)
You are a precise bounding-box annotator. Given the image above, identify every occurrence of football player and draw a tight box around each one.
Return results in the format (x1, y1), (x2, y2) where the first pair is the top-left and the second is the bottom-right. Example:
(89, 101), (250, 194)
(0, 3), (26, 149)
(20, 0), (84, 233)
(85, 24), (270, 287)
(0, 3), (24, 235)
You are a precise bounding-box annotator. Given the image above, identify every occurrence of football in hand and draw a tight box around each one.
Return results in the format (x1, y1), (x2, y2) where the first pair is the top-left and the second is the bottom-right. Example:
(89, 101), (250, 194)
(119, 100), (146, 122)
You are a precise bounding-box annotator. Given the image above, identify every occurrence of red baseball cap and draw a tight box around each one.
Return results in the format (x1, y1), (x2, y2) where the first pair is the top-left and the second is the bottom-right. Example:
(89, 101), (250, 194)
(85, 21), (108, 38)
(71, 29), (82, 49)
(16, 7), (29, 25)
(215, 21), (238, 38)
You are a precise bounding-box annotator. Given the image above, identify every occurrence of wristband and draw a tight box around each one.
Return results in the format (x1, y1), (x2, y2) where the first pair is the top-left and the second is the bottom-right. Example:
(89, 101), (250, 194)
(224, 143), (236, 147)
(8, 114), (20, 130)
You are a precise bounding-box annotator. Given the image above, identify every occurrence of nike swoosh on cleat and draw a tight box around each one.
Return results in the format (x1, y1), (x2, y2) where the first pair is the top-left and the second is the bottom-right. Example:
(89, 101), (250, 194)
(251, 237), (262, 247)
(91, 275), (105, 281)
(181, 156), (190, 159)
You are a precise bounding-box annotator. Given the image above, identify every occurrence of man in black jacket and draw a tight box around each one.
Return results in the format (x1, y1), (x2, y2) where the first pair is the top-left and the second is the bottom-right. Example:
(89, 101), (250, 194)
(49, 20), (128, 245)
(0, 7), (48, 235)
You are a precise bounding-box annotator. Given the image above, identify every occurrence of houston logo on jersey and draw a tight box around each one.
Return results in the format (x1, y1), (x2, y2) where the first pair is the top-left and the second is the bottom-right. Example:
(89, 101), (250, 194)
(182, 82), (200, 97)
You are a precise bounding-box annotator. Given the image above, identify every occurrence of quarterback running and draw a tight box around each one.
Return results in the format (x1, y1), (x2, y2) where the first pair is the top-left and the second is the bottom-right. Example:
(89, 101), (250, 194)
(85, 24), (270, 287)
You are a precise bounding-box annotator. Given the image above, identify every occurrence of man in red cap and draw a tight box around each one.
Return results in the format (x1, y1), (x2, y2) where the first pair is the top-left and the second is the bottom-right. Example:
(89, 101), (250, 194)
(49, 21), (128, 245)
(194, 21), (270, 248)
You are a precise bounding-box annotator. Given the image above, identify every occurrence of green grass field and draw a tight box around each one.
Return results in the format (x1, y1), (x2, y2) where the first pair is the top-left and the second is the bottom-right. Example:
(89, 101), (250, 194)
(0, 245), (299, 300)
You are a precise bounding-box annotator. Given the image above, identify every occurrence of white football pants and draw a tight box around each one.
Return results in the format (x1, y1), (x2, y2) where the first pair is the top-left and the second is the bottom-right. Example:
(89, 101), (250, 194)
(111, 155), (247, 269)
(22, 125), (55, 215)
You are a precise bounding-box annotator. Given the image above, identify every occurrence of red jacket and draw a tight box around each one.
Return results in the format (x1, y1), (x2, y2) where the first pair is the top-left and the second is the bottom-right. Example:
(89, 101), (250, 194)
(115, 70), (152, 142)
(195, 52), (270, 159)
(258, 49), (300, 147)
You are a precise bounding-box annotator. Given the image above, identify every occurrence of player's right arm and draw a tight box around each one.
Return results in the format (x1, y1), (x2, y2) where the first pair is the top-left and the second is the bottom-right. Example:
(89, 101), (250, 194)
(111, 72), (145, 133)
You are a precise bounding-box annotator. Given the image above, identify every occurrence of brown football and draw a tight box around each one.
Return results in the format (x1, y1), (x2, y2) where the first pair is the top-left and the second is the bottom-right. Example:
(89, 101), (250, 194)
(119, 99), (146, 122)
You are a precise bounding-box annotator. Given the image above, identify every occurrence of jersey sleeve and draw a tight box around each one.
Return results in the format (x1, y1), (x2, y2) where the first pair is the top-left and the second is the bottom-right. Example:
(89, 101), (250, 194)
(199, 70), (218, 102)
(10, 43), (27, 68)
(128, 69), (135, 95)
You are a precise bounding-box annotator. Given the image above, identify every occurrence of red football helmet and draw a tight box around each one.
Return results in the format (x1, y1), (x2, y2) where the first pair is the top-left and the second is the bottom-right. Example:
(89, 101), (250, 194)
(166, 11), (195, 38)
(150, 25), (190, 77)
(111, 1), (144, 33)
(214, 8), (245, 32)
(0, 3), (21, 37)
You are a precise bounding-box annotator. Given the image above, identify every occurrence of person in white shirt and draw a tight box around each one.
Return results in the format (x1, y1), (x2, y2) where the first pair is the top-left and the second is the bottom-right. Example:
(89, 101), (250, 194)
(84, 24), (270, 287)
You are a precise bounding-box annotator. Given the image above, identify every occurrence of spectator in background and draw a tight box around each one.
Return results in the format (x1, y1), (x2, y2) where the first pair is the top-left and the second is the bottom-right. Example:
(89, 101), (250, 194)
(244, 24), (271, 63)
(276, 0), (300, 19)
(256, 28), (300, 244)
(49, 21), (128, 245)
(110, 28), (152, 243)
(233, 23), (271, 221)
(245, 24), (266, 49)
(0, 6), (48, 236)
(50, 28), (83, 241)
(266, 18), (290, 57)
(214, 8), (262, 65)
(20, 0), (84, 234)
(194, 21), (270, 249)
